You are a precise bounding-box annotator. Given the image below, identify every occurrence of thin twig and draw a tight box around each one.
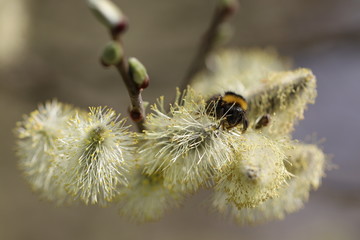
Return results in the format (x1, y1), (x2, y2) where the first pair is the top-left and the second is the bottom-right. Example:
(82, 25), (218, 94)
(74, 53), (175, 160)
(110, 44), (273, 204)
(180, 1), (239, 91)
(111, 36), (146, 132)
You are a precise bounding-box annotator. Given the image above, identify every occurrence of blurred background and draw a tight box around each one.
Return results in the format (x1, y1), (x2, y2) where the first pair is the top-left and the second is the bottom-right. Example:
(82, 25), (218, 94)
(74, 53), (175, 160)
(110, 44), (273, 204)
(1, 0), (359, 239)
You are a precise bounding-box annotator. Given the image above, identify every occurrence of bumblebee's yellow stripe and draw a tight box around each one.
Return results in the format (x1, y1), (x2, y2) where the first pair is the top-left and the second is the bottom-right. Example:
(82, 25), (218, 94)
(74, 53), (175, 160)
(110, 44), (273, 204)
(222, 94), (248, 110)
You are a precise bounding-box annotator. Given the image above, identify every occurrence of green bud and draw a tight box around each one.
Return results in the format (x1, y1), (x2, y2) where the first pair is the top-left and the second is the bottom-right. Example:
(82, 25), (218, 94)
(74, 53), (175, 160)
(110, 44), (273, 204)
(128, 57), (150, 89)
(101, 42), (123, 66)
(215, 23), (234, 46)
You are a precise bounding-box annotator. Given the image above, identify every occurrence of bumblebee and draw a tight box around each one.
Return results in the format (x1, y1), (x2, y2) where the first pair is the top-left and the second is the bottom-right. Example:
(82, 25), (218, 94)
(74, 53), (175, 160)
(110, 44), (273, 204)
(206, 91), (248, 131)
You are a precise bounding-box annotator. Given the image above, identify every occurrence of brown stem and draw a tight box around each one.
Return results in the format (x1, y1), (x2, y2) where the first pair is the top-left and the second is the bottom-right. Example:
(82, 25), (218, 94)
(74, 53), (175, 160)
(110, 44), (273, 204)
(115, 58), (146, 132)
(112, 36), (146, 132)
(180, 1), (239, 91)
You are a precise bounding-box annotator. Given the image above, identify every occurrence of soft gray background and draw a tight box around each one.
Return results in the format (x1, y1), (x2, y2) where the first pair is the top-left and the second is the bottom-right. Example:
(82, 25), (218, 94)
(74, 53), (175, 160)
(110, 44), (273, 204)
(1, 0), (359, 240)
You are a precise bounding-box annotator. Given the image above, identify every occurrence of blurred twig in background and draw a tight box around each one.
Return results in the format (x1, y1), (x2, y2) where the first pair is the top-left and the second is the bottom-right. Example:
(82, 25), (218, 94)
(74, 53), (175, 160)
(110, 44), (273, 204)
(180, 0), (239, 91)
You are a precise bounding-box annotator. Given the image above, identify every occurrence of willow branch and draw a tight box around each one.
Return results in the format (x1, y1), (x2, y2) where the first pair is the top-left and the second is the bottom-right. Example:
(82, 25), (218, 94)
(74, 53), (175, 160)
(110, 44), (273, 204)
(112, 45), (146, 132)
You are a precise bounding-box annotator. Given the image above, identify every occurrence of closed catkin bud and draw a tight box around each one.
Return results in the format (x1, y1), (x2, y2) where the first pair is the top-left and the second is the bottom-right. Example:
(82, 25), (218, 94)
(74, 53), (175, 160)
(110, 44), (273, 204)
(88, 0), (128, 36)
(215, 23), (234, 46)
(15, 100), (77, 205)
(128, 57), (149, 89)
(215, 132), (291, 209)
(101, 41), (123, 66)
(55, 107), (136, 206)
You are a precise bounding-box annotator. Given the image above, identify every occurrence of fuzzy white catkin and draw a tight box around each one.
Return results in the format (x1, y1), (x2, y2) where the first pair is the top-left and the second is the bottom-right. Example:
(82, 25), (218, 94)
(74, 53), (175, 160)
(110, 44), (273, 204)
(140, 88), (243, 193)
(215, 132), (291, 209)
(247, 68), (317, 136)
(55, 107), (135, 206)
(15, 100), (77, 205)
(213, 143), (326, 224)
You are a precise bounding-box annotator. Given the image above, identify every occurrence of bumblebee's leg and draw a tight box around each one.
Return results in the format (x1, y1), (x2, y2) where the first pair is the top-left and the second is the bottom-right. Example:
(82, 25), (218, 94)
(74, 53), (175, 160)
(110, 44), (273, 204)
(254, 114), (270, 130)
(218, 107), (229, 129)
(242, 116), (248, 133)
